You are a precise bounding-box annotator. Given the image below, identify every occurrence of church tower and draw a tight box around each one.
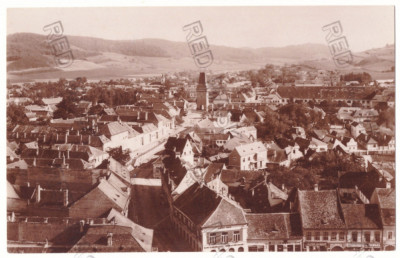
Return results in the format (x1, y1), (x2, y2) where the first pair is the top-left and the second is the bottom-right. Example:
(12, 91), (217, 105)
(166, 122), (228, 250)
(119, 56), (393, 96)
(196, 72), (209, 111)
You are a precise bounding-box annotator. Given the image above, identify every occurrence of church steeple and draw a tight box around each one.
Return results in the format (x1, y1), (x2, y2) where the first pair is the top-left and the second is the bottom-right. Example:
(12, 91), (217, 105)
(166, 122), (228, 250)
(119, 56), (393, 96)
(196, 72), (209, 111)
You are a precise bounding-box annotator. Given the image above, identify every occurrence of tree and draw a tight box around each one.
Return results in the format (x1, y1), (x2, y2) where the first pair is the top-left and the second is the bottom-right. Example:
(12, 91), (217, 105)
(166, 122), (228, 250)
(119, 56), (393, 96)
(108, 146), (131, 165)
(7, 104), (28, 127)
(53, 91), (79, 119)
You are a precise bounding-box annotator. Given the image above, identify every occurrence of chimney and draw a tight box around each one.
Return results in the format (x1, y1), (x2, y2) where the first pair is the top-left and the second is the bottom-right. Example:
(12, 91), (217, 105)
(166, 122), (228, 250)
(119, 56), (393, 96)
(56, 133), (59, 141)
(43, 134), (46, 142)
(63, 189), (69, 206)
(314, 184), (319, 191)
(24, 132), (26, 138)
(65, 133), (68, 144)
(386, 182), (391, 189)
(33, 157), (37, 167)
(77, 130), (80, 136)
(36, 148), (39, 156)
(88, 135), (91, 145)
(16, 132), (19, 138)
(199, 72), (206, 84)
(80, 134), (83, 144)
(107, 233), (113, 246)
(281, 184), (285, 191)
(62, 154), (66, 165)
(145, 112), (148, 120)
(67, 150), (70, 159)
(79, 220), (85, 232)
(36, 184), (41, 203)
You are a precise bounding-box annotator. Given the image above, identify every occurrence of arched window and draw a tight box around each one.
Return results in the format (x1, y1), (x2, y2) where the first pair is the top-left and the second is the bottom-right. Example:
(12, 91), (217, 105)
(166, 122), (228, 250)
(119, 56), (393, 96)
(238, 247), (244, 252)
(229, 248), (235, 252)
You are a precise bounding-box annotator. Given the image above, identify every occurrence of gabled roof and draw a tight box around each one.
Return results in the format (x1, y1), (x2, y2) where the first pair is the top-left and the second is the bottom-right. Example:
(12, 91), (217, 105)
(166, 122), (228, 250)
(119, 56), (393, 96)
(234, 141), (266, 157)
(165, 137), (190, 153)
(174, 183), (246, 228)
(69, 224), (144, 252)
(203, 163), (225, 183)
(100, 122), (130, 137)
(246, 213), (302, 240)
(298, 190), (346, 229)
(341, 204), (381, 229)
(374, 188), (395, 209)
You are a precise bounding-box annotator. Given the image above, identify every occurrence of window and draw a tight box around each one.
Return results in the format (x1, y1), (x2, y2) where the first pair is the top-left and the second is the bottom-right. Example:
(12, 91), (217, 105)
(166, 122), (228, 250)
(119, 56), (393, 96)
(221, 232), (228, 243)
(323, 232), (329, 240)
(306, 232), (312, 240)
(257, 245), (264, 252)
(374, 232), (380, 242)
(339, 232), (345, 241)
(331, 232), (337, 241)
(365, 232), (371, 242)
(315, 232), (320, 240)
(352, 232), (358, 242)
(388, 232), (393, 240)
(287, 245), (294, 252)
(249, 246), (258, 252)
(277, 245), (284, 252)
(269, 245), (275, 251)
(295, 245), (301, 251)
(209, 233), (216, 244)
(233, 231), (240, 242)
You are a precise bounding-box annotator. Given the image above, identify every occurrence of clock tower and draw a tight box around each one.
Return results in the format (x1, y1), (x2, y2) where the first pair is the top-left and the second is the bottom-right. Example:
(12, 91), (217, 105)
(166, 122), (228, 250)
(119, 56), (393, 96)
(196, 72), (209, 111)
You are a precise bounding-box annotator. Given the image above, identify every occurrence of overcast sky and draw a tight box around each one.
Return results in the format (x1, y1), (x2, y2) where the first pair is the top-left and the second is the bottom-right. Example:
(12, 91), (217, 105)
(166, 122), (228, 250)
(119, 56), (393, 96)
(7, 6), (394, 51)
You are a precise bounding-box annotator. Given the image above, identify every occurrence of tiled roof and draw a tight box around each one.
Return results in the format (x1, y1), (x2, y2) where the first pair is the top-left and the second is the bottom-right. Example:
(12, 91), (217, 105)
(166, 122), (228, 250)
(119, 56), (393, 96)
(97, 178), (129, 211)
(174, 183), (247, 228)
(203, 163), (225, 183)
(174, 183), (221, 226)
(234, 141), (266, 157)
(165, 137), (189, 154)
(246, 213), (302, 240)
(375, 188), (395, 209)
(298, 190), (346, 229)
(100, 122), (130, 137)
(202, 198), (247, 228)
(69, 225), (144, 252)
(341, 204), (381, 229)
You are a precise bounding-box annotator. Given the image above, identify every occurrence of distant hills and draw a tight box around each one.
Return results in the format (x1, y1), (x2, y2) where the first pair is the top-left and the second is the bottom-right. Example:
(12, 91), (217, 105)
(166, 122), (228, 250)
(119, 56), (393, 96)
(7, 33), (395, 81)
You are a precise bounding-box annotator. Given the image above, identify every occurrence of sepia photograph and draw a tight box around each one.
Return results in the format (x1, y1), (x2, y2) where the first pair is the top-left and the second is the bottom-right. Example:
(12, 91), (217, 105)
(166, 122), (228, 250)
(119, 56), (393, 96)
(4, 2), (397, 256)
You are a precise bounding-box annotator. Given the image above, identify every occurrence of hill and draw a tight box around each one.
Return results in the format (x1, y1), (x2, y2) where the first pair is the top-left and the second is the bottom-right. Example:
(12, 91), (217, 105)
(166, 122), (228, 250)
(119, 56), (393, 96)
(7, 33), (394, 81)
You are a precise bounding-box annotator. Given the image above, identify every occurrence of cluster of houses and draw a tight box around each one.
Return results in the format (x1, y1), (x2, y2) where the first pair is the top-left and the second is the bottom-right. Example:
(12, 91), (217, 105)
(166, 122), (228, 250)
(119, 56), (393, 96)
(6, 71), (395, 253)
(6, 86), (188, 252)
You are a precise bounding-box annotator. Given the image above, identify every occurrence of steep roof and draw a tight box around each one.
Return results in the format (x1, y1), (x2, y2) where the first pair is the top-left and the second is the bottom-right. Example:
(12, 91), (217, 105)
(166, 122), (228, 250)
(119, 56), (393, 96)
(298, 190), (346, 229)
(203, 163), (225, 183)
(165, 137), (189, 153)
(174, 183), (246, 228)
(341, 204), (381, 229)
(375, 188), (395, 209)
(100, 122), (130, 137)
(246, 213), (302, 240)
(69, 225), (144, 252)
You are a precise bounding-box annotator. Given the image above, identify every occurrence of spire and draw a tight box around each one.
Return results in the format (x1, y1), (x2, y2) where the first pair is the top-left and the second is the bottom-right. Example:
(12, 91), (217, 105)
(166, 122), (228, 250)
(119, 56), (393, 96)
(199, 72), (206, 84)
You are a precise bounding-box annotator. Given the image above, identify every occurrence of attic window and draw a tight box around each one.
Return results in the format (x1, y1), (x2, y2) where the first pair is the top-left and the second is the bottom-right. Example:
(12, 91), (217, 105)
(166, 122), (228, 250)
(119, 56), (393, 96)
(321, 218), (328, 225)
(271, 223), (279, 233)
